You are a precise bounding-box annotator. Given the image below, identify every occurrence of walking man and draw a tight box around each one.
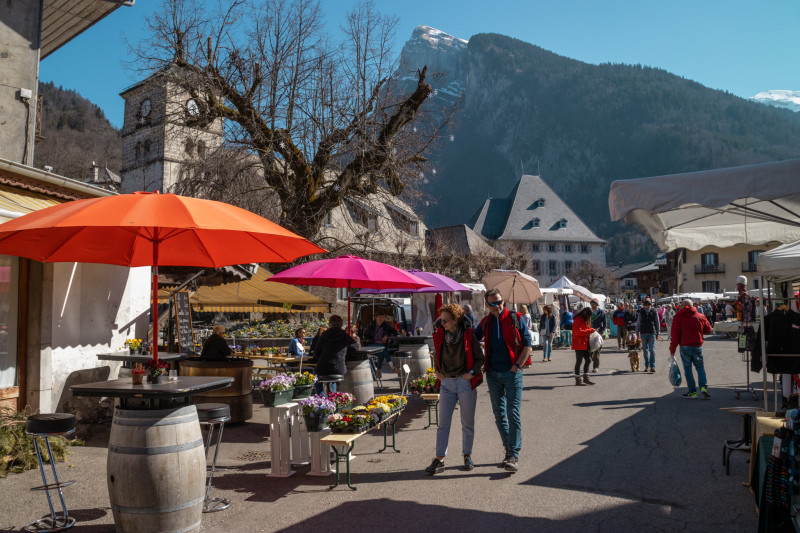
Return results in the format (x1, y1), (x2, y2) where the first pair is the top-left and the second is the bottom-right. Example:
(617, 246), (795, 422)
(636, 298), (661, 372)
(669, 299), (713, 399)
(475, 288), (532, 473)
(589, 299), (606, 372)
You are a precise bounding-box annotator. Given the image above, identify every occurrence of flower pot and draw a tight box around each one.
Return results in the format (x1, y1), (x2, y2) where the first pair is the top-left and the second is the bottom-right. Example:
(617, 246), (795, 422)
(151, 374), (166, 384)
(132, 373), (144, 385)
(292, 384), (313, 400)
(303, 414), (328, 432)
(261, 388), (294, 407)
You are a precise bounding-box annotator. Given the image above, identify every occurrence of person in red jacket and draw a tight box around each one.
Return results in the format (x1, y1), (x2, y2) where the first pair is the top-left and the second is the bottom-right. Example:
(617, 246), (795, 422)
(669, 299), (713, 399)
(571, 307), (596, 386)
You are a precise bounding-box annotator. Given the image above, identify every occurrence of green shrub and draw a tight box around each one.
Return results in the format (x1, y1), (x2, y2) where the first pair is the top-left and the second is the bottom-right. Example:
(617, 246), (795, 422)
(0, 407), (83, 478)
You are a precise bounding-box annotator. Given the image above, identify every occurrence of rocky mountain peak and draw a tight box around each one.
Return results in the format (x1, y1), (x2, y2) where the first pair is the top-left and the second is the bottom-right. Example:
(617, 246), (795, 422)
(397, 26), (468, 105)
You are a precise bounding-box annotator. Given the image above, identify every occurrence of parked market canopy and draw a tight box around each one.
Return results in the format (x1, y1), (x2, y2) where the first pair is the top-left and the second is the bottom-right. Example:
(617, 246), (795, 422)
(608, 158), (800, 252)
(159, 267), (330, 313)
(757, 239), (800, 282)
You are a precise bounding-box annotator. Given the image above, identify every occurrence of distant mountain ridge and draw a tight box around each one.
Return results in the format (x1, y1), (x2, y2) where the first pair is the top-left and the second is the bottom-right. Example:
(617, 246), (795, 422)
(399, 27), (800, 261)
(750, 90), (800, 112)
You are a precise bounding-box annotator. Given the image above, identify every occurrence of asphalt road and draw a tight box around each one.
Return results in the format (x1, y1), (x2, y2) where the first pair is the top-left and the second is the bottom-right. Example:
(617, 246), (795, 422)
(0, 335), (765, 532)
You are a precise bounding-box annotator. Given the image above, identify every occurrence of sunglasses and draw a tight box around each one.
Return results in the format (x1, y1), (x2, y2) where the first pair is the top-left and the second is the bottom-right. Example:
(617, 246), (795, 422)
(488, 300), (504, 307)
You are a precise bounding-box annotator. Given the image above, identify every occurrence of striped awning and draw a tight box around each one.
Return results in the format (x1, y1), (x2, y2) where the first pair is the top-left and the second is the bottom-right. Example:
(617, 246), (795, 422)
(158, 268), (330, 313)
(0, 184), (65, 223)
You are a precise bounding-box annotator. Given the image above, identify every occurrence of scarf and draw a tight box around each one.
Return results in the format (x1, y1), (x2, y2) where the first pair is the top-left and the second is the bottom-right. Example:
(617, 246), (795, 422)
(444, 324), (464, 345)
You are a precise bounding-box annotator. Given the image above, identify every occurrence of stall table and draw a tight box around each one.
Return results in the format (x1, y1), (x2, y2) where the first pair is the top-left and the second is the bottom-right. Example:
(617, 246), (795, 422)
(71, 376), (233, 533)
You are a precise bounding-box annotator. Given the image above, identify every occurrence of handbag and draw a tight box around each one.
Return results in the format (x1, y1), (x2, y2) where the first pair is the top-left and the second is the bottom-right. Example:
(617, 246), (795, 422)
(668, 355), (682, 387)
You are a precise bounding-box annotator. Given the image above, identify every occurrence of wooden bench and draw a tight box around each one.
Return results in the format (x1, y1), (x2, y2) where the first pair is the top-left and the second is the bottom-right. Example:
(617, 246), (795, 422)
(319, 410), (402, 490)
(420, 393), (440, 429)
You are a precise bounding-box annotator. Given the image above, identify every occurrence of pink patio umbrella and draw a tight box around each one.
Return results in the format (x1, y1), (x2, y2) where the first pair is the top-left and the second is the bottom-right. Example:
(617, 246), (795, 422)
(267, 255), (433, 333)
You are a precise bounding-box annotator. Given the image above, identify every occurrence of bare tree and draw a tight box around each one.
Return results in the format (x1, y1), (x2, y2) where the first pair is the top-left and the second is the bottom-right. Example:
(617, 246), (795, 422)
(571, 260), (616, 294)
(132, 0), (448, 240)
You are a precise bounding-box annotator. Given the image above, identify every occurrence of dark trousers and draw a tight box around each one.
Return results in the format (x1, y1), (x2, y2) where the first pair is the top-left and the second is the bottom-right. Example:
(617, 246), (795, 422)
(617, 325), (627, 348)
(574, 350), (591, 375)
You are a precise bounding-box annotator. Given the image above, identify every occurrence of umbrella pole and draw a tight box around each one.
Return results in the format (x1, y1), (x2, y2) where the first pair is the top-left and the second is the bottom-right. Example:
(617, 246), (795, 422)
(152, 236), (160, 364)
(347, 281), (352, 335)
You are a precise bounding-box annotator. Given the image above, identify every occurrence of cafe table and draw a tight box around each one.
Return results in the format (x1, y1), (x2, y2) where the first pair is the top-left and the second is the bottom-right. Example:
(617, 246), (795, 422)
(97, 351), (189, 370)
(71, 376), (233, 533)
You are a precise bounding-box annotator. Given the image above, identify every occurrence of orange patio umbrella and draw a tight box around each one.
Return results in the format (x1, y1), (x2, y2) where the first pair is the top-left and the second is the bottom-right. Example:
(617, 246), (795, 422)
(0, 191), (326, 361)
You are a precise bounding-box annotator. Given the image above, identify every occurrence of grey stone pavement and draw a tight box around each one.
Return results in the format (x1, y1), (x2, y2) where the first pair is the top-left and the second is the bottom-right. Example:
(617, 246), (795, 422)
(0, 335), (766, 532)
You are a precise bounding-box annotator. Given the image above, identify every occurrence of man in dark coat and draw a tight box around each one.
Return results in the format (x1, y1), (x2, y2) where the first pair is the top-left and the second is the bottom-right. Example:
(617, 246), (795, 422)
(200, 325), (232, 361)
(314, 315), (360, 394)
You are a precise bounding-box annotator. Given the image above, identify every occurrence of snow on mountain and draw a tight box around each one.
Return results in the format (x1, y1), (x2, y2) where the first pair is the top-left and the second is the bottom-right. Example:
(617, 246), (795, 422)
(749, 90), (800, 112)
(397, 26), (468, 105)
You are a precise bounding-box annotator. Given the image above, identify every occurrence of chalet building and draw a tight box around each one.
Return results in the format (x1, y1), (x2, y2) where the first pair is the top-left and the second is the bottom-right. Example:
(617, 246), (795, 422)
(469, 174), (606, 285)
(672, 243), (782, 294)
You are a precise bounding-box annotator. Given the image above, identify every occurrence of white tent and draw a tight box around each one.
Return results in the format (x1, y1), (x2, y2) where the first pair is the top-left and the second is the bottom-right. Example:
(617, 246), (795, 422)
(608, 158), (800, 252)
(549, 276), (602, 303)
(757, 240), (800, 281)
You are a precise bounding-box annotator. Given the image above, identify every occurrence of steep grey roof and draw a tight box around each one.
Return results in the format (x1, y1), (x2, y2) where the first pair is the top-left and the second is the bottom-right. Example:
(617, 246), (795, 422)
(427, 225), (504, 258)
(495, 175), (605, 243)
(469, 197), (510, 239)
(631, 262), (660, 273)
(608, 261), (652, 278)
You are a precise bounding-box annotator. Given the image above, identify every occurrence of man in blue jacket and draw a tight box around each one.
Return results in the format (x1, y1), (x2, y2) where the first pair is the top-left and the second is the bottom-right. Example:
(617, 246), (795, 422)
(475, 289), (532, 473)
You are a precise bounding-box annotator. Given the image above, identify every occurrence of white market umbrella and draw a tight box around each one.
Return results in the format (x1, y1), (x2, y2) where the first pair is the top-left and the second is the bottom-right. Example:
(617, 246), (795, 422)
(482, 269), (542, 306)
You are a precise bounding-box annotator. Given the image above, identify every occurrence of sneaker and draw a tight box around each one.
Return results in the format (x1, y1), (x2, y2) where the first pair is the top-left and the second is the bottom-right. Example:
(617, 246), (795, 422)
(649, 367), (655, 373)
(504, 456), (519, 473)
(700, 387), (711, 399)
(425, 458), (445, 475)
(682, 391), (697, 399)
(500, 448), (510, 468)
(463, 455), (474, 471)
(592, 368), (598, 373)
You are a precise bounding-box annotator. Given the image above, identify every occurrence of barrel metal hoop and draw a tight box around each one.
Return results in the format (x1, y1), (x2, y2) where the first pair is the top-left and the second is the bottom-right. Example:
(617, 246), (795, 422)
(116, 519), (202, 533)
(109, 438), (204, 455)
(113, 413), (198, 427)
(111, 495), (205, 515)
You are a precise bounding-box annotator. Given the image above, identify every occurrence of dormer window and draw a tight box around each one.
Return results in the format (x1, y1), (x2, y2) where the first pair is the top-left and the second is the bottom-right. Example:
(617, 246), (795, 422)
(531, 218), (540, 228)
(537, 198), (545, 207)
(558, 218), (567, 229)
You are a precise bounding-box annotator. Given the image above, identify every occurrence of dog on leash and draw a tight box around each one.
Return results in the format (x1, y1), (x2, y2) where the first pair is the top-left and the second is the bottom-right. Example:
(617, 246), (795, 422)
(628, 350), (641, 372)
(626, 331), (641, 350)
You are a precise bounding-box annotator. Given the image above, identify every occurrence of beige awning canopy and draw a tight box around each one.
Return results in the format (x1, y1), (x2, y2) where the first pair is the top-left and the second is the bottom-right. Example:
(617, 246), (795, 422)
(159, 268), (330, 313)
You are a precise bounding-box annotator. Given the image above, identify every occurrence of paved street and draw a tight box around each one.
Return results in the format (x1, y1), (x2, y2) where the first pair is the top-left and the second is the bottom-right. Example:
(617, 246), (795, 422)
(0, 335), (765, 532)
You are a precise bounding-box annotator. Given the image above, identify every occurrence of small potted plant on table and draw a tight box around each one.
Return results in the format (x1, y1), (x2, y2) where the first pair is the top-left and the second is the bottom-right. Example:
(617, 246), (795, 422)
(124, 338), (142, 355)
(257, 374), (296, 407)
(146, 360), (169, 384)
(326, 391), (356, 412)
(291, 372), (317, 399)
(131, 363), (146, 385)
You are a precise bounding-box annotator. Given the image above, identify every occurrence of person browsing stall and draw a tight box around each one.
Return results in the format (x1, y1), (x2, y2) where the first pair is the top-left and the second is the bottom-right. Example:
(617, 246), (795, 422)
(474, 289), (532, 473)
(314, 315), (360, 395)
(425, 303), (485, 475)
(200, 325), (232, 361)
(364, 312), (399, 379)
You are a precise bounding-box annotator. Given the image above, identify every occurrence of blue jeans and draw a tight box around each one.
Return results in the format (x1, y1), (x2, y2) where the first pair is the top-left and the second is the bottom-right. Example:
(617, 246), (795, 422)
(372, 344), (391, 370)
(436, 376), (477, 457)
(641, 333), (656, 369)
(314, 382), (336, 395)
(680, 346), (707, 393)
(486, 370), (523, 457)
(542, 335), (553, 360)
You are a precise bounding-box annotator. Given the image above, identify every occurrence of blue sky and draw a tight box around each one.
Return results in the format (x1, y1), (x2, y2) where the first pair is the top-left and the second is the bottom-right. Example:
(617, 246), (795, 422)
(40, 0), (799, 129)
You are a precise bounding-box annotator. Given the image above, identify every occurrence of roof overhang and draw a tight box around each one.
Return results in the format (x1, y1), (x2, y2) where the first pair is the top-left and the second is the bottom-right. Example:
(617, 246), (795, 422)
(41, 0), (133, 59)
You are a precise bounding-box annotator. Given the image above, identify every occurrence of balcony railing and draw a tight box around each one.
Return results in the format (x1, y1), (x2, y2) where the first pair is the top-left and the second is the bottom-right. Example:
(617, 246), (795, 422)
(695, 263), (725, 274)
(741, 262), (757, 272)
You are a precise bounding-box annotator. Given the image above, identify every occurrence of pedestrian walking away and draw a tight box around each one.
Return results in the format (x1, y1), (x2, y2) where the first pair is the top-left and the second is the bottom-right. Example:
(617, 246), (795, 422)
(669, 299), (713, 399)
(589, 299), (606, 372)
(571, 307), (596, 386)
(560, 306), (574, 348)
(636, 298), (661, 372)
(539, 305), (556, 362)
(475, 288), (532, 473)
(425, 304), (485, 475)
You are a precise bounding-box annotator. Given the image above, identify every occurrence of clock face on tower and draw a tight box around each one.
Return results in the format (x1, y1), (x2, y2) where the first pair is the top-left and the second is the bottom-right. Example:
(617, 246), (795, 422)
(186, 99), (200, 117)
(139, 99), (151, 118)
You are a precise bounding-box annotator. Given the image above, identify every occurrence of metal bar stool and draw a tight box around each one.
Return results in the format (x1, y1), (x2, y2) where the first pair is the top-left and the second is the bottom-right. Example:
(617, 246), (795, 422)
(721, 406), (761, 475)
(196, 403), (232, 513)
(25, 413), (77, 532)
(317, 375), (344, 395)
(368, 355), (383, 389)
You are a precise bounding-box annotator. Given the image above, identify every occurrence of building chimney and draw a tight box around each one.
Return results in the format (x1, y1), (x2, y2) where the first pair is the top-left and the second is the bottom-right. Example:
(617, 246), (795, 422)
(90, 161), (99, 182)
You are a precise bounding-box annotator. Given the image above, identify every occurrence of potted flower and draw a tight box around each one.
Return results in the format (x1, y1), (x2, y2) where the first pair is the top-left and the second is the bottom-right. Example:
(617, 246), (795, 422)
(410, 373), (439, 395)
(146, 360), (169, 384)
(257, 374), (296, 407)
(365, 401), (391, 422)
(299, 395), (336, 431)
(124, 338), (142, 354)
(326, 391), (356, 412)
(291, 372), (317, 399)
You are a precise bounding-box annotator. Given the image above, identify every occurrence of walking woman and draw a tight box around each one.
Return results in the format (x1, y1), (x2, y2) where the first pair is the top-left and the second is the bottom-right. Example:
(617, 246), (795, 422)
(572, 307), (596, 386)
(425, 303), (485, 475)
(539, 305), (556, 362)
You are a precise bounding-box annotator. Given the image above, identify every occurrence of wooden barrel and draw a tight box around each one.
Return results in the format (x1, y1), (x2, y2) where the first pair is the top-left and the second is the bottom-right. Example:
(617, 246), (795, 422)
(107, 406), (205, 533)
(404, 343), (432, 381)
(180, 358), (253, 422)
(338, 359), (374, 404)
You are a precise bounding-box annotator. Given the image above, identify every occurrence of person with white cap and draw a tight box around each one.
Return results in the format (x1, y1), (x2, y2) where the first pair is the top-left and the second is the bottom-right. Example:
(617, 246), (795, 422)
(669, 299), (713, 399)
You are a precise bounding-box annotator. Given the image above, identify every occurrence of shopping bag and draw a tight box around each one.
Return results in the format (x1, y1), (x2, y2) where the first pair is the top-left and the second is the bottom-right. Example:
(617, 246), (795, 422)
(668, 355), (682, 387)
(589, 331), (604, 352)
